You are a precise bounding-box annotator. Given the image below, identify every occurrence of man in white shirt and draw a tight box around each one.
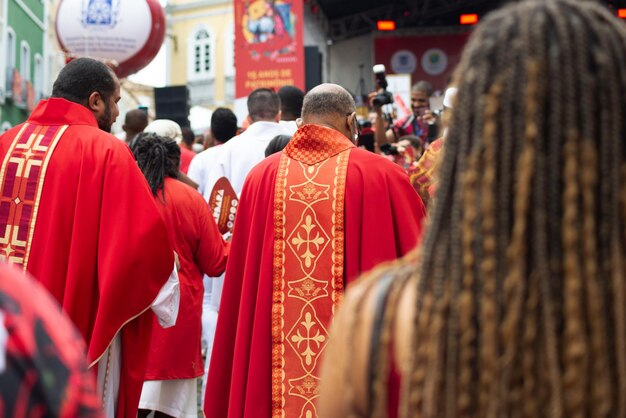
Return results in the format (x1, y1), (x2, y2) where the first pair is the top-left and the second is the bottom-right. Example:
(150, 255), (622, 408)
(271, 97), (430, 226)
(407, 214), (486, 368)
(188, 108), (239, 197)
(212, 88), (292, 196)
(197, 91), (289, 405)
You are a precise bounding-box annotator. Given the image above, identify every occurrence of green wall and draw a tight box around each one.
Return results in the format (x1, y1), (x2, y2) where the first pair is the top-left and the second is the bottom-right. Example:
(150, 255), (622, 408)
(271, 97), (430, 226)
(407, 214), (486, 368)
(2, 0), (44, 128)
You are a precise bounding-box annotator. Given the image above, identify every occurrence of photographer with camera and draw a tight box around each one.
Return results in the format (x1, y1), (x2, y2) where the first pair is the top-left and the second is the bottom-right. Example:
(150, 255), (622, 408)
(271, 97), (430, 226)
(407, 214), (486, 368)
(369, 67), (439, 149)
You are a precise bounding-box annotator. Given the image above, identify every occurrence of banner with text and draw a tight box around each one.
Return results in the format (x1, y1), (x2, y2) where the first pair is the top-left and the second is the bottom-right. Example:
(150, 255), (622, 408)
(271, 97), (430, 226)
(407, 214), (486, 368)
(374, 33), (471, 91)
(235, 0), (305, 99)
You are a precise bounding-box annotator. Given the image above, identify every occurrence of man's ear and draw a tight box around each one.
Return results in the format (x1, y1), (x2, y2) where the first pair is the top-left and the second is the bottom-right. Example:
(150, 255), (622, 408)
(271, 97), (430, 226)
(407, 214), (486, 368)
(275, 110), (282, 122)
(204, 130), (214, 147)
(88, 91), (103, 112)
(296, 118), (304, 128)
(347, 112), (355, 131)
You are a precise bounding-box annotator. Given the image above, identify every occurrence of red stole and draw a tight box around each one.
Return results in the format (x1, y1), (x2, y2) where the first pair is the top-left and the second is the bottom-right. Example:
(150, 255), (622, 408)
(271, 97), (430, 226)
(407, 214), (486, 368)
(0, 123), (67, 266)
(272, 125), (354, 418)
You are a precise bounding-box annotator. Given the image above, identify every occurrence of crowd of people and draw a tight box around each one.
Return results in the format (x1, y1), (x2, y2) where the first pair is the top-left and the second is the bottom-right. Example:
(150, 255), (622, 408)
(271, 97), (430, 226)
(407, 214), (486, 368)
(0, 0), (625, 417)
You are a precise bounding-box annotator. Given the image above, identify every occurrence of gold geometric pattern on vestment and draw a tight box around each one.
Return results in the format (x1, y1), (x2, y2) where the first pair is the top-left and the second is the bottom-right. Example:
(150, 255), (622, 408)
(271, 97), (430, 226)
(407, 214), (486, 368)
(286, 308), (328, 371)
(272, 126), (352, 418)
(286, 209), (330, 273)
(286, 277), (328, 303)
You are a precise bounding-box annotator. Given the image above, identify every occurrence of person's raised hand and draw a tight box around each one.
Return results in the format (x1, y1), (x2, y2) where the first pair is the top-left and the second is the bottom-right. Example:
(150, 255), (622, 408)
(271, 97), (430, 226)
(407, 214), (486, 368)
(420, 109), (436, 125)
(368, 91), (383, 114)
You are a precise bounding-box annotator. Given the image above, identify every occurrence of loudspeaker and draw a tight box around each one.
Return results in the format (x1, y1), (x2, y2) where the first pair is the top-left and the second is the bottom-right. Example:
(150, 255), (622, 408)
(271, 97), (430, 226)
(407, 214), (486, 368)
(305, 46), (322, 91)
(154, 86), (190, 128)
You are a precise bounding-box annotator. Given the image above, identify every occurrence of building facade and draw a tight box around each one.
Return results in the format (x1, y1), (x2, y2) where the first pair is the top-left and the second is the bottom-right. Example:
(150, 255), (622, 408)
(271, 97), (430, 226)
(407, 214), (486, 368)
(165, 0), (235, 109)
(0, 0), (64, 131)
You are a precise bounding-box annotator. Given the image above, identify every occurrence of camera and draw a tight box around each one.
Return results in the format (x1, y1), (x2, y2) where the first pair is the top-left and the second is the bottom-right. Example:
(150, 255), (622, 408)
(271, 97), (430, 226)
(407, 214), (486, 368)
(372, 64), (394, 107)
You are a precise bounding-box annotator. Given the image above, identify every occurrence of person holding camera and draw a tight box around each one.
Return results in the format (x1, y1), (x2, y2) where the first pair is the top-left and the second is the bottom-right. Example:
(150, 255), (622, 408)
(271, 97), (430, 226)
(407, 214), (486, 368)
(371, 80), (439, 148)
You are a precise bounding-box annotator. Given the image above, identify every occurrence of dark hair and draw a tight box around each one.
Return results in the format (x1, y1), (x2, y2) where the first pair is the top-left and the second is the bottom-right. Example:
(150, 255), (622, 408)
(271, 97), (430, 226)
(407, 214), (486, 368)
(131, 133), (180, 199)
(123, 109), (148, 133)
(398, 134), (422, 150)
(211, 107), (238, 143)
(181, 127), (195, 147)
(349, 0), (626, 416)
(247, 88), (281, 122)
(412, 80), (433, 97)
(302, 87), (355, 118)
(265, 134), (292, 157)
(51, 58), (117, 105)
(277, 85), (304, 120)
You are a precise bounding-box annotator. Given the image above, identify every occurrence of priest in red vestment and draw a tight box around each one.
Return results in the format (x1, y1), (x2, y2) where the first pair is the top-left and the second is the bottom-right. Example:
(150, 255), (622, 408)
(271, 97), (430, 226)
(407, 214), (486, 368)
(204, 84), (426, 418)
(0, 58), (175, 417)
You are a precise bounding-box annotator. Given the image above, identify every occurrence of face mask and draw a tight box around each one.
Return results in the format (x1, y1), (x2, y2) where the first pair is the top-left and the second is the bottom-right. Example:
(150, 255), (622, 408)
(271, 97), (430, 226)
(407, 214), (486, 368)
(192, 143), (205, 153)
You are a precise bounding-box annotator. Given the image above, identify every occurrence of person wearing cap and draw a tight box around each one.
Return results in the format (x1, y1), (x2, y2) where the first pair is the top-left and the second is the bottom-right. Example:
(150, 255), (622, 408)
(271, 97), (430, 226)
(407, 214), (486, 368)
(144, 119), (199, 189)
(144, 119), (196, 174)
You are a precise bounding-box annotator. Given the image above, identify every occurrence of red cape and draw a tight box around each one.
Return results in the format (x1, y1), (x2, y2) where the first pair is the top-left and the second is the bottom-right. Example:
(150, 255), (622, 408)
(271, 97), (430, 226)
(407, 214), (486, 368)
(204, 144), (426, 418)
(0, 98), (175, 417)
(145, 178), (229, 380)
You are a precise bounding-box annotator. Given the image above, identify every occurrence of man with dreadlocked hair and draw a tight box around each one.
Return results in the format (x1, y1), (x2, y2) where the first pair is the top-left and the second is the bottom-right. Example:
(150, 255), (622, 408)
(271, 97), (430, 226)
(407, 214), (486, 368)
(132, 133), (230, 418)
(319, 1), (626, 418)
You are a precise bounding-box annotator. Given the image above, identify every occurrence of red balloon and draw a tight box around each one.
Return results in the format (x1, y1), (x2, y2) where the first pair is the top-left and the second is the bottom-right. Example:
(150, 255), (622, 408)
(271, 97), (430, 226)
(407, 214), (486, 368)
(56, 0), (166, 79)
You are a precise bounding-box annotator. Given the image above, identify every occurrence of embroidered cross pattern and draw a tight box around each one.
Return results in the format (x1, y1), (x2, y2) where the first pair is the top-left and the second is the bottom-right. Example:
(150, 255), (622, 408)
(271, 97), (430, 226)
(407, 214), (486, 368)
(0, 123), (67, 268)
(272, 124), (353, 418)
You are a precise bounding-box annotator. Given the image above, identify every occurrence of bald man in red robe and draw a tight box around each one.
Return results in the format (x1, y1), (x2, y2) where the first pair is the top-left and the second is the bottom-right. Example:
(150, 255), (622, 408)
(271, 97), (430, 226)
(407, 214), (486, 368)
(204, 84), (426, 418)
(0, 58), (175, 417)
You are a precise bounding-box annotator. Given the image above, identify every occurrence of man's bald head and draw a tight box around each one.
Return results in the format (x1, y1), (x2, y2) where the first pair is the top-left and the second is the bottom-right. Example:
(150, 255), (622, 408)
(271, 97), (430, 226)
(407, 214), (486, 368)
(302, 84), (356, 120)
(300, 84), (358, 143)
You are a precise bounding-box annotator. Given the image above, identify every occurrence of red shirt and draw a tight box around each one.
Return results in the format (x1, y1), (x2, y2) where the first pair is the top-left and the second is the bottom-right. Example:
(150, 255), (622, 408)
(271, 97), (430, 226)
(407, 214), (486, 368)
(145, 177), (229, 380)
(180, 146), (195, 174)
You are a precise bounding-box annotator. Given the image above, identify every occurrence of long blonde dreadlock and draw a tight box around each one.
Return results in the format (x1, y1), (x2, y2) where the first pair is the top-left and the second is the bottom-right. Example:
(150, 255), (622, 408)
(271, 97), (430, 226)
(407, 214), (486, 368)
(357, 1), (626, 417)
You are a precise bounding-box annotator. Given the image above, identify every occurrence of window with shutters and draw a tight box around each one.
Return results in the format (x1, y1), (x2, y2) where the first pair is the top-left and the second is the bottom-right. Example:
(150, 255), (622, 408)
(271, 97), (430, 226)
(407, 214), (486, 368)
(20, 41), (30, 82)
(34, 54), (43, 100)
(6, 27), (16, 93)
(188, 26), (215, 81)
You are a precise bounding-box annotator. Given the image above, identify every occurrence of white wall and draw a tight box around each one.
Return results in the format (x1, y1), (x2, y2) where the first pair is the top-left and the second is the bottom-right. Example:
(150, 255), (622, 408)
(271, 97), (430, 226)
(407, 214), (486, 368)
(328, 34), (375, 96)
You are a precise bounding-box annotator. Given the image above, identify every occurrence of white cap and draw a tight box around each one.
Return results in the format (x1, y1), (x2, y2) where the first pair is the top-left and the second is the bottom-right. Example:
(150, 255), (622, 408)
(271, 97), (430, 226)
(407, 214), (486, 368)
(372, 64), (386, 74)
(443, 87), (458, 109)
(144, 119), (183, 144)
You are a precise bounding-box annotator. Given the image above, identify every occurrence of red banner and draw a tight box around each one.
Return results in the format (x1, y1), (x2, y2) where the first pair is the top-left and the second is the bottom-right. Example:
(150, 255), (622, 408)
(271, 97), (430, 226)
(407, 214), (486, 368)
(374, 33), (471, 91)
(234, 0), (305, 98)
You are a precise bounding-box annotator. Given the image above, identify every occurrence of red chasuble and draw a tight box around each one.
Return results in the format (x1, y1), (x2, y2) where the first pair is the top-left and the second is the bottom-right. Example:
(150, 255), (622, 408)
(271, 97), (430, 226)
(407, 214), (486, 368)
(204, 124), (426, 418)
(0, 98), (175, 417)
(144, 177), (229, 380)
